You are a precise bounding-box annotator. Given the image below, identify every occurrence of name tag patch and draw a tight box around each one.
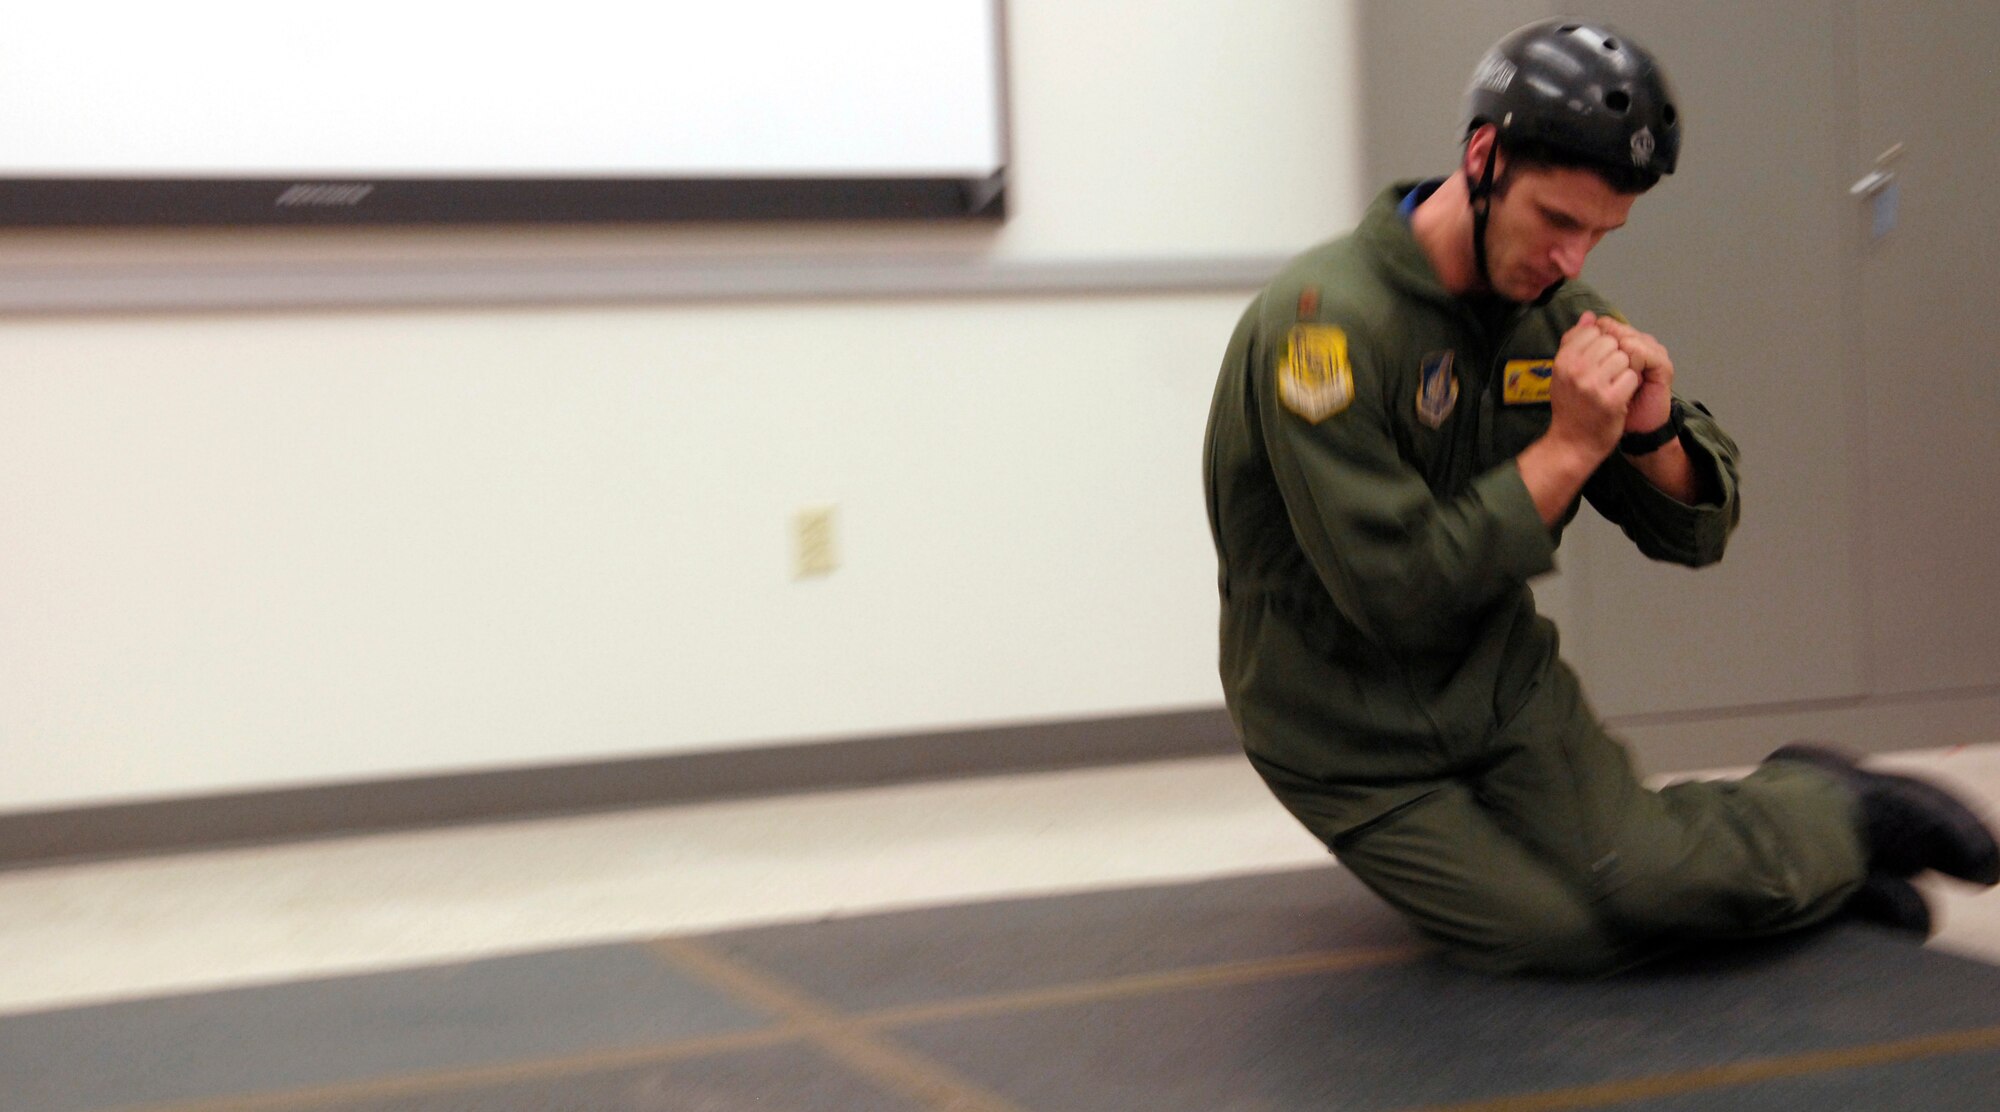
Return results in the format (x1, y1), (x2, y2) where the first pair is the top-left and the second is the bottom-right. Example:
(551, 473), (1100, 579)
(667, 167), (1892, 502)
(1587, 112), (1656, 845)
(1504, 359), (1554, 405)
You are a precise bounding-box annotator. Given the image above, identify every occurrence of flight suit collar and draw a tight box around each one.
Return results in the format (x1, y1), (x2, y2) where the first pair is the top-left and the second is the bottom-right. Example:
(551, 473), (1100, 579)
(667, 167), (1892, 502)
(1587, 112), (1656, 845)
(1359, 181), (1460, 309)
(1361, 181), (1525, 337)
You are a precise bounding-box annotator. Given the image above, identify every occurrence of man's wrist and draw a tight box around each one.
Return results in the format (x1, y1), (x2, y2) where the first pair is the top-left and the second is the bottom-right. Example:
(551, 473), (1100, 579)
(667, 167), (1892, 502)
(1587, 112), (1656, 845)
(1525, 430), (1605, 477)
(1619, 398), (1685, 456)
(1518, 432), (1605, 526)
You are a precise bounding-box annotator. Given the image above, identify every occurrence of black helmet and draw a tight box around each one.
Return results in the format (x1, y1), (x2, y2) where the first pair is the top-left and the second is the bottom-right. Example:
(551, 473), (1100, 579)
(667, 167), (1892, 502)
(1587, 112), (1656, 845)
(1464, 19), (1680, 181)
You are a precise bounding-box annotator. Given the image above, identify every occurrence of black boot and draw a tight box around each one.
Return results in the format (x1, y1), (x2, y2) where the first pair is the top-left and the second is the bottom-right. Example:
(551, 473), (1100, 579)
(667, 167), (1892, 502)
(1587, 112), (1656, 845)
(1767, 743), (2000, 886)
(1844, 873), (1933, 938)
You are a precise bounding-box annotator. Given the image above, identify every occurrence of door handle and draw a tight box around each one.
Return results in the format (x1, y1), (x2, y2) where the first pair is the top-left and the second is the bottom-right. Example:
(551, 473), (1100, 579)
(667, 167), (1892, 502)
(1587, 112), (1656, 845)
(1850, 169), (1895, 197)
(1851, 143), (1905, 196)
(1853, 144), (1904, 239)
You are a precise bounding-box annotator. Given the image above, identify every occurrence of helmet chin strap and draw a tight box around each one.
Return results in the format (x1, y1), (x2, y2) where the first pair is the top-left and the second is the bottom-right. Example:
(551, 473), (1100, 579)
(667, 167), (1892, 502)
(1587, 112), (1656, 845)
(1467, 137), (1563, 307)
(1468, 142), (1499, 293)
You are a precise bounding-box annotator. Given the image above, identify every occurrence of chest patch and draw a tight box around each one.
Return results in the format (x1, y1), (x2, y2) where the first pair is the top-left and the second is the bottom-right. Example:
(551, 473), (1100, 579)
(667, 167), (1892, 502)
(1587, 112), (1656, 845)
(1417, 351), (1458, 428)
(1277, 325), (1355, 423)
(1504, 358), (1555, 405)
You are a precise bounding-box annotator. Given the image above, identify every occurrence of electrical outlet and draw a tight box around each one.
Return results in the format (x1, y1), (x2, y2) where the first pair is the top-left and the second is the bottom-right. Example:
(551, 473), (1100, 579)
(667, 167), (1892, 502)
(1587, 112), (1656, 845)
(793, 505), (838, 578)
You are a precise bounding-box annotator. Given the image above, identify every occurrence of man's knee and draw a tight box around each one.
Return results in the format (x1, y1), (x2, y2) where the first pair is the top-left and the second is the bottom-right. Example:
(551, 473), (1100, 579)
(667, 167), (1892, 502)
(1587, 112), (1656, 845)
(1439, 899), (1629, 977)
(1586, 844), (1850, 942)
(1330, 784), (1643, 976)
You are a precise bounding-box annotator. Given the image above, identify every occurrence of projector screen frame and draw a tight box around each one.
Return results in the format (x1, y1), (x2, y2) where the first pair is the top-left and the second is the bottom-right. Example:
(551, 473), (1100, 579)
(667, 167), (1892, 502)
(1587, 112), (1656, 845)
(0, 173), (1009, 227)
(0, 0), (1013, 228)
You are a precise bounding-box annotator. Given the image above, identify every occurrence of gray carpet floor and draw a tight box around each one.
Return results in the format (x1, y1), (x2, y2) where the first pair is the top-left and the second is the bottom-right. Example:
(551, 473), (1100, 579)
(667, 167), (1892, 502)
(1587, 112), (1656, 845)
(7, 867), (2000, 1111)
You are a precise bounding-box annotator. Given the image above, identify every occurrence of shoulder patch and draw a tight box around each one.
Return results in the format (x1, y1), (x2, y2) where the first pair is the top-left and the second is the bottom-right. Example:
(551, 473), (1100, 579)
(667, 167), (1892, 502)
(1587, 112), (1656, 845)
(1277, 325), (1355, 423)
(1417, 351), (1459, 428)
(1504, 358), (1554, 405)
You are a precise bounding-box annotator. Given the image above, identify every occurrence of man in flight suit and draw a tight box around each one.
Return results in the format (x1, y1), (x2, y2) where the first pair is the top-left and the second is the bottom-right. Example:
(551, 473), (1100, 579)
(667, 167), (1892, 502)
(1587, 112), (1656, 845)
(1201, 19), (1999, 975)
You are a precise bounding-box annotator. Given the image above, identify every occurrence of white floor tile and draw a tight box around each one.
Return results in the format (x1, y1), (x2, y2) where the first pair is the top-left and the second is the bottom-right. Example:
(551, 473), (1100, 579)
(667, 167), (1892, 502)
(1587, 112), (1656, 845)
(2, 743), (1996, 1018)
(0, 756), (1325, 1016)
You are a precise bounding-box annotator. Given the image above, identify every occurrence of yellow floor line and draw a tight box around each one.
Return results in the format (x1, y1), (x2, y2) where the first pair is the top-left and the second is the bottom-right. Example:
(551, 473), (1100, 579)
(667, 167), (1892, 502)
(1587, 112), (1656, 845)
(102, 1026), (802, 1112)
(651, 936), (1030, 1112)
(857, 944), (1427, 1029)
(1404, 1023), (2000, 1112)
(97, 940), (1996, 1112)
(96, 940), (1418, 1112)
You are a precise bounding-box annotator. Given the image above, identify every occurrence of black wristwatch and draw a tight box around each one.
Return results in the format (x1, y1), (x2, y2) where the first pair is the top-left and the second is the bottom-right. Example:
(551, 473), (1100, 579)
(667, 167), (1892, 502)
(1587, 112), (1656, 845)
(1619, 399), (1685, 456)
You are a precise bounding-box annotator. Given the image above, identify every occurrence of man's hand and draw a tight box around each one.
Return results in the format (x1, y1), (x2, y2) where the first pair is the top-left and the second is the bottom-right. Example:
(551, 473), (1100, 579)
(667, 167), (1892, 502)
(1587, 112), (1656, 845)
(1517, 311), (1639, 525)
(1596, 316), (1675, 435)
(1548, 310), (1640, 460)
(1520, 312), (1704, 523)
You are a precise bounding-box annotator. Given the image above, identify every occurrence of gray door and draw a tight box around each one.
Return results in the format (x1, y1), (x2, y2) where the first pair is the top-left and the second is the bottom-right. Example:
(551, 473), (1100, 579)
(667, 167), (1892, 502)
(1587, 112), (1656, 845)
(1356, 1), (1871, 718)
(1353, 2), (2000, 726)
(1546, 0), (1869, 717)
(1852, 1), (2000, 694)
(1355, 0), (1548, 186)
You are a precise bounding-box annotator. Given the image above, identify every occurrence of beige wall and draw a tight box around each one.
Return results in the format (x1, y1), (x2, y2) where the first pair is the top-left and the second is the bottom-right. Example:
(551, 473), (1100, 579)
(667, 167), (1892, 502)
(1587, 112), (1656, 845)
(24, 2), (1988, 816)
(0, 0), (1366, 809)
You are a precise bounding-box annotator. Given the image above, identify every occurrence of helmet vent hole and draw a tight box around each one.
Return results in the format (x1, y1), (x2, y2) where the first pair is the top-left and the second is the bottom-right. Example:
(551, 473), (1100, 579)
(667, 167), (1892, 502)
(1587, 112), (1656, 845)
(1662, 103), (1679, 126)
(1602, 38), (1619, 51)
(1558, 23), (1580, 33)
(1605, 90), (1632, 114)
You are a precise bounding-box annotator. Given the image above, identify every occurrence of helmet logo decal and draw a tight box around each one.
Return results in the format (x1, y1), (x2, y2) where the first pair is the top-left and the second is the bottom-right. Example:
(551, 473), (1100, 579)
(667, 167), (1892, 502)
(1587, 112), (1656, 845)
(1472, 54), (1516, 95)
(1630, 127), (1656, 166)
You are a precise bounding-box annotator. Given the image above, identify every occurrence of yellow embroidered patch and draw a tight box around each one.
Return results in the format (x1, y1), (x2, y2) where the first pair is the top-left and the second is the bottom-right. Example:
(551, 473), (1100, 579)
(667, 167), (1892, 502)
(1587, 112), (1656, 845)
(1278, 325), (1355, 423)
(1503, 359), (1554, 405)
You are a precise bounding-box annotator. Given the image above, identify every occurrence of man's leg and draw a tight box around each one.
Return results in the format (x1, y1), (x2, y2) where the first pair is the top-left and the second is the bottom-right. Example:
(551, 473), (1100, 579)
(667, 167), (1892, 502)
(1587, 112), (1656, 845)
(1250, 752), (1657, 974)
(1475, 662), (1867, 942)
(1318, 781), (1658, 975)
(1245, 661), (1990, 973)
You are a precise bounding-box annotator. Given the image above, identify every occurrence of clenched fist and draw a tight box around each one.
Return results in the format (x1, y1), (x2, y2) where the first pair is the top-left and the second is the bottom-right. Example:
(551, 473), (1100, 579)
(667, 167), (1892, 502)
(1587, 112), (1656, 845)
(1549, 310), (1641, 460)
(1594, 315), (1676, 435)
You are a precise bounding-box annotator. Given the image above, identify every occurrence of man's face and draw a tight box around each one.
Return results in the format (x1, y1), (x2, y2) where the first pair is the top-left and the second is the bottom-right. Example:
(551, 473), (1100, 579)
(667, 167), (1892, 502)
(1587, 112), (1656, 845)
(1482, 162), (1637, 302)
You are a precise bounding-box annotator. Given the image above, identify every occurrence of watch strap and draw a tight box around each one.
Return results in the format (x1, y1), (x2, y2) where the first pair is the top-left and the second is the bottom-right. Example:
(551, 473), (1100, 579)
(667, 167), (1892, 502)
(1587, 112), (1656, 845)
(1619, 398), (1685, 456)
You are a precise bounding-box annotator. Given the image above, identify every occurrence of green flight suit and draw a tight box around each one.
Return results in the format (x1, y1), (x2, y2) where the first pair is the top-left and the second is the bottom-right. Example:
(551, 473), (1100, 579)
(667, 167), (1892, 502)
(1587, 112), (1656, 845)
(1202, 183), (1866, 975)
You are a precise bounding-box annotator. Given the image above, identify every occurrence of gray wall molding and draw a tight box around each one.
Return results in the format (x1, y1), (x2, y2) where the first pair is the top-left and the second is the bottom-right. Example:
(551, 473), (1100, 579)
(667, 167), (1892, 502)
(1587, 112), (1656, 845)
(1612, 685), (2000, 776)
(0, 254), (1287, 316)
(4, 687), (1995, 873)
(0, 708), (1240, 872)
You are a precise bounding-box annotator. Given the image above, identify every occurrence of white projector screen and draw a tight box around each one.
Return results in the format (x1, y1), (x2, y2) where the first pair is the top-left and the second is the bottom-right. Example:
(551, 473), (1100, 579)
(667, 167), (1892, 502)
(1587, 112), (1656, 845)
(0, 1), (1009, 225)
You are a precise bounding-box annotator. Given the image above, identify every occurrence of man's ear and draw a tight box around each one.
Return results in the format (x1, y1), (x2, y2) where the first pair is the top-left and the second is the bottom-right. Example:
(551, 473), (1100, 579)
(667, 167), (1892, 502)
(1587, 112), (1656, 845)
(1463, 124), (1501, 186)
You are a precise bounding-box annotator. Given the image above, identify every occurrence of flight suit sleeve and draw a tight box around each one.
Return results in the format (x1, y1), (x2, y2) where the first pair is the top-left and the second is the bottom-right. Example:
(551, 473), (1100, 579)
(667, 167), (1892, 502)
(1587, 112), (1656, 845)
(1258, 321), (1557, 656)
(1581, 399), (1741, 567)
